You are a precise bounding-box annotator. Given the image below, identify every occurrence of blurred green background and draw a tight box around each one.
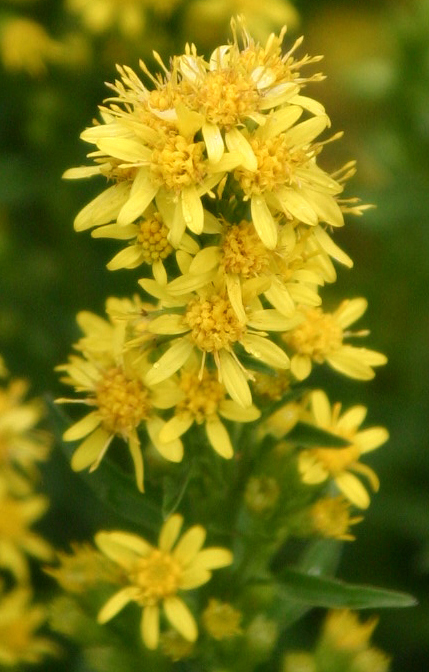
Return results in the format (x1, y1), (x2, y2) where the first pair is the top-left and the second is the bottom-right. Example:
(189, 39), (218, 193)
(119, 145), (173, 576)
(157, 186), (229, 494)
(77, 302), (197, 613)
(0, 0), (428, 669)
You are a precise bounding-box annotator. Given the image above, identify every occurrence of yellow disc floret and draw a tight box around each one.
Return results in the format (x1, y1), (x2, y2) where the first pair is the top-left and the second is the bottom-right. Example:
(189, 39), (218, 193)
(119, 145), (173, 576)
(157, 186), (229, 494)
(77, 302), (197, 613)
(184, 295), (245, 352)
(177, 369), (225, 422)
(150, 133), (207, 192)
(130, 549), (182, 606)
(284, 307), (343, 362)
(95, 366), (151, 435)
(137, 213), (173, 264)
(221, 222), (271, 277)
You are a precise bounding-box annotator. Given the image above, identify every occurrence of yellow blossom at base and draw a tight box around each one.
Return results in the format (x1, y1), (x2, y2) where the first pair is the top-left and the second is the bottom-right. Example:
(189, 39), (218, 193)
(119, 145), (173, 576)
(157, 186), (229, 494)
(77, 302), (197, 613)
(284, 299), (387, 381)
(0, 587), (58, 666)
(95, 514), (233, 649)
(298, 390), (388, 508)
(310, 496), (363, 541)
(202, 598), (242, 640)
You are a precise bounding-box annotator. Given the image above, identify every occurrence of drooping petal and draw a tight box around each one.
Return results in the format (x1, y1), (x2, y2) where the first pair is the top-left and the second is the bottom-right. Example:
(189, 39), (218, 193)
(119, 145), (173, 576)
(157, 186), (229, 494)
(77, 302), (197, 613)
(218, 350), (252, 409)
(290, 354), (312, 380)
(128, 430), (144, 492)
(163, 597), (198, 642)
(310, 390), (332, 427)
(97, 587), (138, 624)
(117, 168), (158, 226)
(219, 400), (260, 422)
(107, 245), (143, 271)
(225, 127), (257, 171)
(63, 412), (100, 442)
(159, 414), (194, 442)
(147, 416), (184, 462)
(144, 339), (193, 385)
(335, 472), (370, 509)
(70, 427), (111, 471)
(141, 604), (160, 650)
(205, 417), (233, 459)
(251, 195), (278, 250)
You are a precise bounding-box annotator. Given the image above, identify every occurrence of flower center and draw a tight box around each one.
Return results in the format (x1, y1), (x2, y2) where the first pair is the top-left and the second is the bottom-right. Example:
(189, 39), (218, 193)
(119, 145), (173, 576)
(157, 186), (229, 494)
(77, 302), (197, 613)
(95, 367), (151, 435)
(221, 222), (271, 277)
(150, 132), (207, 192)
(184, 294), (245, 352)
(235, 134), (308, 197)
(283, 307), (343, 361)
(196, 70), (259, 128)
(177, 369), (225, 422)
(311, 445), (361, 476)
(136, 213), (173, 263)
(130, 549), (182, 606)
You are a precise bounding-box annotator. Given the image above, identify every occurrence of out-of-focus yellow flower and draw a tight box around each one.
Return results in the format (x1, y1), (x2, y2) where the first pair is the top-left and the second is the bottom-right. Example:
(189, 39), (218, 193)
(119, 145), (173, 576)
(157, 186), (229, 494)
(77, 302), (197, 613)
(45, 542), (122, 594)
(185, 0), (299, 46)
(298, 390), (389, 508)
(0, 478), (53, 581)
(56, 303), (184, 492)
(244, 475), (280, 513)
(0, 373), (51, 488)
(0, 18), (64, 76)
(322, 609), (379, 651)
(0, 586), (58, 666)
(95, 514), (233, 649)
(202, 598), (242, 640)
(284, 298), (387, 381)
(309, 495), (363, 541)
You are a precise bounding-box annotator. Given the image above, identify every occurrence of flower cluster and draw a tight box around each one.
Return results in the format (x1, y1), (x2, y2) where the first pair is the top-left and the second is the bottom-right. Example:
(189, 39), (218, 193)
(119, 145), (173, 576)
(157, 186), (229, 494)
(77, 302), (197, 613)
(55, 19), (392, 663)
(0, 357), (56, 666)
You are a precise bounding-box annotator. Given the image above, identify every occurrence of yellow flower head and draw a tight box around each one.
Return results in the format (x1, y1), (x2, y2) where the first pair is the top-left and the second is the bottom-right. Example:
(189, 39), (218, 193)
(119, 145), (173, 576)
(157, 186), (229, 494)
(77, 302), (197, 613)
(0, 587), (58, 666)
(0, 18), (64, 76)
(0, 478), (53, 581)
(45, 542), (122, 594)
(158, 356), (260, 459)
(0, 372), (51, 487)
(141, 278), (295, 409)
(284, 298), (387, 381)
(309, 495), (363, 541)
(202, 598), (242, 640)
(57, 303), (184, 492)
(95, 514), (233, 649)
(298, 390), (389, 508)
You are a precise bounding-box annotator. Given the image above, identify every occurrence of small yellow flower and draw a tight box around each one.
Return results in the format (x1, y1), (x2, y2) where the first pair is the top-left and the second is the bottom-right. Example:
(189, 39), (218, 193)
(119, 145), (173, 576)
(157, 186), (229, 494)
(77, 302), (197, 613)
(322, 610), (379, 651)
(310, 496), (363, 541)
(0, 18), (64, 76)
(45, 542), (122, 594)
(0, 479), (53, 581)
(244, 475), (280, 513)
(284, 298), (387, 381)
(95, 514), (233, 649)
(0, 374), (51, 487)
(298, 390), (389, 508)
(0, 587), (58, 666)
(57, 305), (183, 492)
(159, 357), (260, 459)
(202, 598), (242, 640)
(141, 279), (295, 408)
(66, 0), (147, 38)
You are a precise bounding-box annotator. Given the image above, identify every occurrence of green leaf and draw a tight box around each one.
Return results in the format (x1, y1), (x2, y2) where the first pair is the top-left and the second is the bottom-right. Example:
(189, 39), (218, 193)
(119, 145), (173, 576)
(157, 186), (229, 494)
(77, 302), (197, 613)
(162, 464), (194, 519)
(286, 422), (351, 448)
(275, 568), (417, 609)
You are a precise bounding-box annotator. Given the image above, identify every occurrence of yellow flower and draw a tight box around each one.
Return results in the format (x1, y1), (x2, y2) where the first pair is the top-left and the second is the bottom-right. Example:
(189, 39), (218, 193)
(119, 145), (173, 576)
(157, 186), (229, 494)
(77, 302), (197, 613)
(0, 479), (53, 581)
(45, 542), (122, 594)
(284, 298), (387, 381)
(158, 357), (261, 459)
(0, 374), (51, 488)
(298, 390), (389, 508)
(0, 587), (58, 666)
(309, 496), (363, 541)
(0, 18), (64, 76)
(95, 514), (233, 649)
(66, 0), (147, 38)
(167, 219), (334, 320)
(232, 110), (345, 249)
(202, 598), (242, 640)
(322, 609), (379, 651)
(91, 203), (199, 284)
(140, 279), (295, 408)
(57, 306), (183, 492)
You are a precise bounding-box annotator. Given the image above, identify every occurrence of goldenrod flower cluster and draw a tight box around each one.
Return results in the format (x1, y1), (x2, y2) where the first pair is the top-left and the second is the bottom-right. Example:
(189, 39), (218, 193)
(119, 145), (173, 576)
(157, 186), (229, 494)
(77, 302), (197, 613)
(0, 357), (57, 666)
(53, 19), (393, 666)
